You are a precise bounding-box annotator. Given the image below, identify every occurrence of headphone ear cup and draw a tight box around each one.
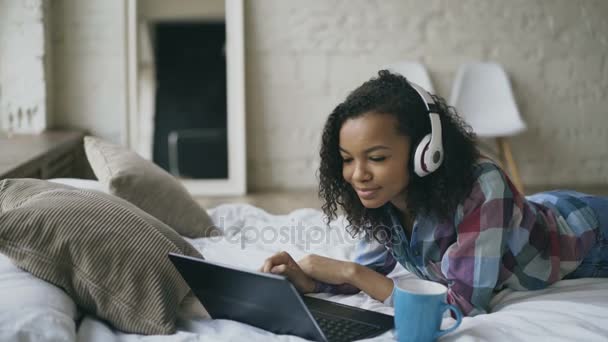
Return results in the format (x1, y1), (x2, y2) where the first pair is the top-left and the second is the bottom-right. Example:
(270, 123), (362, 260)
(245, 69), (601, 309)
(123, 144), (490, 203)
(413, 134), (432, 177)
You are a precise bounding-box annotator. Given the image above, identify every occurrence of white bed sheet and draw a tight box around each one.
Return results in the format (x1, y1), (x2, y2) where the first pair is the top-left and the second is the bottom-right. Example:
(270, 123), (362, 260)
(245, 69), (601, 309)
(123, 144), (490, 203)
(3, 200), (608, 341)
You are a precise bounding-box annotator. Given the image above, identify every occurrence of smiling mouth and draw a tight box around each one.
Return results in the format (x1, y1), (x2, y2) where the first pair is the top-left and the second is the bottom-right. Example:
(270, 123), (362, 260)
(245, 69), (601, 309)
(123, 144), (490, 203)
(356, 188), (380, 199)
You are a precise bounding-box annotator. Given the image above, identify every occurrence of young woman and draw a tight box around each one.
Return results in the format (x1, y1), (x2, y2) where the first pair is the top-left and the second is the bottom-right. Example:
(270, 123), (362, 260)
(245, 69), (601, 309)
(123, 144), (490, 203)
(260, 70), (608, 316)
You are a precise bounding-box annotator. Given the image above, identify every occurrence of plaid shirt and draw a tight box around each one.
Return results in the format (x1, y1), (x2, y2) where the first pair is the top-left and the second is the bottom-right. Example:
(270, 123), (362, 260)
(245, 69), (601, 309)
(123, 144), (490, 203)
(315, 158), (599, 316)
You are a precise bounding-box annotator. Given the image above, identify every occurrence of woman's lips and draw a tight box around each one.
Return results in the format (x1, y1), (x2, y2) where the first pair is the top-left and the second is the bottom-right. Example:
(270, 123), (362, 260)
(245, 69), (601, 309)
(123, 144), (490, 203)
(356, 188), (380, 199)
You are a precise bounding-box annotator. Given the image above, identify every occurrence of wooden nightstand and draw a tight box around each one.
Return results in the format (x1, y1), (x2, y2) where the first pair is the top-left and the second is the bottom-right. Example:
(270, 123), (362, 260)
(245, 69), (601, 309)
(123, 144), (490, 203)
(0, 130), (93, 180)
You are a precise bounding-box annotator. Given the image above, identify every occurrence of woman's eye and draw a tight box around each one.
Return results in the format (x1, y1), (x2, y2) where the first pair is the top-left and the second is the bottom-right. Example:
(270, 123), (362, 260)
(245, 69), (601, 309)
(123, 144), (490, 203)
(342, 158), (353, 164)
(370, 156), (386, 162)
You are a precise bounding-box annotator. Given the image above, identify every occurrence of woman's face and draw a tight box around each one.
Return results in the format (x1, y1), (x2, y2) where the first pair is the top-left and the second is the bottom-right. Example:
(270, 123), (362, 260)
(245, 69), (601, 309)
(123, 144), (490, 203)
(339, 112), (411, 210)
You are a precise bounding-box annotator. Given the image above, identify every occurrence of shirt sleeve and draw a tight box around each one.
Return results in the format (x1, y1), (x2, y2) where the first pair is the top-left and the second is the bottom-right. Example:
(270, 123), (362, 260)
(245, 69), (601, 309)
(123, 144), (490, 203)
(441, 163), (516, 316)
(313, 233), (397, 295)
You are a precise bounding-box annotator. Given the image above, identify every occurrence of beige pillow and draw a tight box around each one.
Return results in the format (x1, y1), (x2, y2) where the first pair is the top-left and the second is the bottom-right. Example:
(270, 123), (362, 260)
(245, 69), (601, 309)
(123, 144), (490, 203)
(83, 136), (217, 238)
(0, 178), (204, 335)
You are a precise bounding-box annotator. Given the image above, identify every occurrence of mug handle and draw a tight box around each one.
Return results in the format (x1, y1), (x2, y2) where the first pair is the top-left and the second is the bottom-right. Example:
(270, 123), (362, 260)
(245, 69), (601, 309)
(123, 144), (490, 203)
(434, 303), (462, 339)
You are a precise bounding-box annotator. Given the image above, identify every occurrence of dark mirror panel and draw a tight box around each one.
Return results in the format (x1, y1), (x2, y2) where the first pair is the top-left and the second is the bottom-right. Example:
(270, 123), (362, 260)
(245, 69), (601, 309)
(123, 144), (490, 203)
(153, 21), (228, 179)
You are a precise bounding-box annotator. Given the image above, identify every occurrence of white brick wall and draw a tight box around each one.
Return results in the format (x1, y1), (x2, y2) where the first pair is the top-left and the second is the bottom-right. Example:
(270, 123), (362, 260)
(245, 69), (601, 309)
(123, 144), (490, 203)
(0, 0), (48, 133)
(51, 0), (127, 144)
(246, 0), (608, 190)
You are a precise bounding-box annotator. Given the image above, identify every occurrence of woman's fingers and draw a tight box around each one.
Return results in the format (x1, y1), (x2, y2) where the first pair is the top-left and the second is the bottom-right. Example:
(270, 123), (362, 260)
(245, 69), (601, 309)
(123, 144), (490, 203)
(271, 263), (311, 292)
(260, 258), (276, 273)
(258, 252), (317, 293)
(259, 251), (294, 273)
(270, 264), (287, 274)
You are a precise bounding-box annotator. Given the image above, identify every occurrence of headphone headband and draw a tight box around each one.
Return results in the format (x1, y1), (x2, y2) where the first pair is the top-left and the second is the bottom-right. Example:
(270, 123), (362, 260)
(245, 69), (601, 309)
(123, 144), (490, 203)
(408, 82), (436, 109)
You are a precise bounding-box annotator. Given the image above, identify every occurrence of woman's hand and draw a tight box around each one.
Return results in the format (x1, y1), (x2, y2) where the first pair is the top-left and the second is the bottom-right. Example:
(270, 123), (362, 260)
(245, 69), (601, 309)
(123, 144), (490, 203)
(297, 254), (356, 285)
(259, 251), (316, 293)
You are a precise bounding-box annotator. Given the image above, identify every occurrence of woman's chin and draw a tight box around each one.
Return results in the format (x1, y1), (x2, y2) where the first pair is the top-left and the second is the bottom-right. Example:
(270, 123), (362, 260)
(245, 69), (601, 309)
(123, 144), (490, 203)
(359, 197), (387, 209)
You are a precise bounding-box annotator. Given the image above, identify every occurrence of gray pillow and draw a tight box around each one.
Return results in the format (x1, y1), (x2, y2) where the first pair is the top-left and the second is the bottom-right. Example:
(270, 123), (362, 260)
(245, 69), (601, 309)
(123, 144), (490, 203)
(0, 178), (204, 335)
(83, 136), (218, 238)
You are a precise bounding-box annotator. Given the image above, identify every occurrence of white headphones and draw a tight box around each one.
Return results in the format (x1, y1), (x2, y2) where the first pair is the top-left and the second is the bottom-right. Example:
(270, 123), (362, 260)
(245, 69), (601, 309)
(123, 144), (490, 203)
(407, 81), (444, 177)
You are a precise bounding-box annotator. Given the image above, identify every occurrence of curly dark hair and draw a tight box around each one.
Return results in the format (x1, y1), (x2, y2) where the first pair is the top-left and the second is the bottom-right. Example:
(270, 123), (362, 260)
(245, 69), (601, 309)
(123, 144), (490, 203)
(318, 70), (479, 242)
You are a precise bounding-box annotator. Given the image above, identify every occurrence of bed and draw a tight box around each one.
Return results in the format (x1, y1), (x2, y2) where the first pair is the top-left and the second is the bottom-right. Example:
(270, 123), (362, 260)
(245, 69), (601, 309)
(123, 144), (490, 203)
(1, 177), (607, 342)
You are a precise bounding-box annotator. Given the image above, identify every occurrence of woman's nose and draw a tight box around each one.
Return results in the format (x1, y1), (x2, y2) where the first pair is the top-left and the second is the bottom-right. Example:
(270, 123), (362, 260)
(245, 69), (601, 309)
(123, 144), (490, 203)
(352, 162), (371, 182)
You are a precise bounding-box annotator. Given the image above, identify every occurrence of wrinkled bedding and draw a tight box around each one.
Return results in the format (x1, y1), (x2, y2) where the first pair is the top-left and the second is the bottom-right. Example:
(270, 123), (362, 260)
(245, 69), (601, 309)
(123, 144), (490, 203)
(2, 201), (608, 341)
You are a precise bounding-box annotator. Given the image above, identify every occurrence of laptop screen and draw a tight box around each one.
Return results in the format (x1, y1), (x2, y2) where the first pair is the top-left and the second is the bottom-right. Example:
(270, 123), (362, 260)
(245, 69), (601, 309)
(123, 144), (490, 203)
(168, 253), (326, 341)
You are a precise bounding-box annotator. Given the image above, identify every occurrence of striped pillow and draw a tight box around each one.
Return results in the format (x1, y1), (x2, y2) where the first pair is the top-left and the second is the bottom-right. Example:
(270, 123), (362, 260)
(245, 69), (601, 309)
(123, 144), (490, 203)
(0, 178), (204, 335)
(84, 136), (218, 238)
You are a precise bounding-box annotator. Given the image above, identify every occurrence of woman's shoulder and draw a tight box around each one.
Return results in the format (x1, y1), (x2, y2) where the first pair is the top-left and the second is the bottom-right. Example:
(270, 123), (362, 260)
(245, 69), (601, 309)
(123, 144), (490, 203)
(471, 156), (509, 184)
(457, 156), (514, 216)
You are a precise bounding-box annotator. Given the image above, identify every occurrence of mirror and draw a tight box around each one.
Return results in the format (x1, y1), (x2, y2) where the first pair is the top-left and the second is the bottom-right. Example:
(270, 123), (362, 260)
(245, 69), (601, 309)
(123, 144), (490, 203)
(126, 0), (246, 196)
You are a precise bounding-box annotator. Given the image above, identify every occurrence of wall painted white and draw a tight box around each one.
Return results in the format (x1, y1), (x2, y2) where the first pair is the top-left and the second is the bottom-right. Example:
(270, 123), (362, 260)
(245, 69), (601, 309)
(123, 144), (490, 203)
(0, 0), (48, 133)
(244, 0), (608, 190)
(43, 0), (608, 190)
(51, 0), (128, 144)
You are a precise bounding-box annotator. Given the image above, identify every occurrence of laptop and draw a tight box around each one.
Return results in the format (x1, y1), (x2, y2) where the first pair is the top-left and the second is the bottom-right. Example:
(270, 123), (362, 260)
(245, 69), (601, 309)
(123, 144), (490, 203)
(168, 253), (394, 342)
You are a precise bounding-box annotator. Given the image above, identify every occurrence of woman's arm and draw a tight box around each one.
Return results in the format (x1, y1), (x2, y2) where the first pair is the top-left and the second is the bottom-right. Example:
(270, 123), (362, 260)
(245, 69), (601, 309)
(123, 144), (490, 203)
(261, 233), (398, 301)
(297, 254), (395, 302)
(260, 250), (395, 302)
(298, 235), (397, 301)
(347, 262), (395, 302)
(442, 162), (514, 316)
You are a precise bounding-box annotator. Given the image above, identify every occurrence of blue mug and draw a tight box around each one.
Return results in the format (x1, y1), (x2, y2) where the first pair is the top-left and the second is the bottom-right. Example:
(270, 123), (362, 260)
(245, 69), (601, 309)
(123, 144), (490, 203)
(393, 278), (462, 342)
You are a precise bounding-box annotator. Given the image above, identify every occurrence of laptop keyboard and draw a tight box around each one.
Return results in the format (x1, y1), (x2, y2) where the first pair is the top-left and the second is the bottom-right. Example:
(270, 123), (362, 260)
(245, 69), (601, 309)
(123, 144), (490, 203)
(311, 311), (381, 342)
